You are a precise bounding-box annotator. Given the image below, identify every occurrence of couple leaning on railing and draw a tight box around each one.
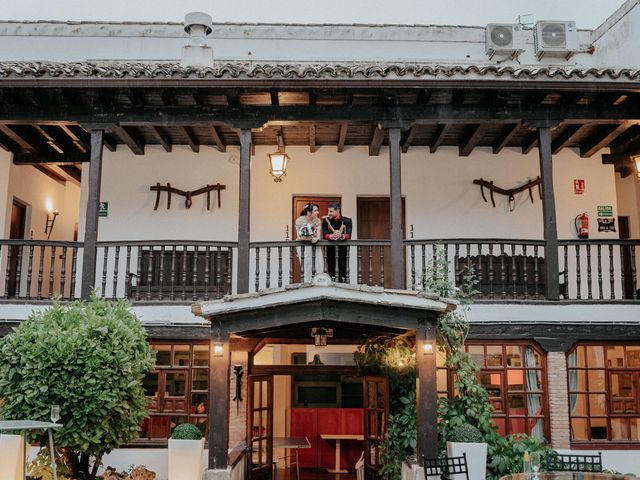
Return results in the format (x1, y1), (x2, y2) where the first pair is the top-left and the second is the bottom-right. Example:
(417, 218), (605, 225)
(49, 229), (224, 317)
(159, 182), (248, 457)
(295, 201), (352, 283)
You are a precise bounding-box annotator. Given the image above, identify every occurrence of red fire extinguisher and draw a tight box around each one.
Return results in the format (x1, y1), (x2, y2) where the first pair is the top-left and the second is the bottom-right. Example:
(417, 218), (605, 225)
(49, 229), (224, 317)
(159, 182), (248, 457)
(574, 213), (589, 239)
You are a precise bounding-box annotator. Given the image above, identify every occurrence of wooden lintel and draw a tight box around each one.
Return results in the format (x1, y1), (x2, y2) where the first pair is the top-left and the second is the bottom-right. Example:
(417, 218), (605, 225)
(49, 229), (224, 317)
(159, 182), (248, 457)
(458, 123), (486, 157)
(580, 121), (632, 158)
(521, 131), (539, 154)
(13, 152), (89, 164)
(492, 123), (520, 154)
(111, 125), (144, 155)
(401, 125), (417, 153)
(251, 364), (360, 376)
(180, 126), (200, 153)
(210, 126), (226, 152)
(337, 123), (348, 153)
(551, 124), (590, 154)
(429, 124), (450, 153)
(33, 164), (66, 186)
(151, 126), (172, 152)
(309, 124), (316, 153)
(0, 124), (34, 152)
(368, 123), (385, 156)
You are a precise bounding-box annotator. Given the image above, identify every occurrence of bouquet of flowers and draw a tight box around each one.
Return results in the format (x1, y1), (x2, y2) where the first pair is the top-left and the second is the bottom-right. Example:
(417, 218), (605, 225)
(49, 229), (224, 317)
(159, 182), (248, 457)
(299, 223), (316, 237)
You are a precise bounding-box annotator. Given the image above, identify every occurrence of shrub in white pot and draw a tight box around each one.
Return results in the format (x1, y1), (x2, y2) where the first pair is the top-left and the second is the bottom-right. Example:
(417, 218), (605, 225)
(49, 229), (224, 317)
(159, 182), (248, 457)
(446, 424), (487, 480)
(168, 423), (205, 480)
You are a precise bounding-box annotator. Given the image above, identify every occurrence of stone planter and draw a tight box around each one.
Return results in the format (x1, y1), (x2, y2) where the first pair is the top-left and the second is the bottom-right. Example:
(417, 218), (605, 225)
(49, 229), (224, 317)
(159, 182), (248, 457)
(0, 434), (30, 480)
(168, 438), (205, 480)
(447, 441), (487, 480)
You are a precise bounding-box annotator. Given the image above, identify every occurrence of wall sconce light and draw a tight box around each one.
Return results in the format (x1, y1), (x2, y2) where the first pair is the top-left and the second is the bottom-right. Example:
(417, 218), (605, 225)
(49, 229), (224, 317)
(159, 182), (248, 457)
(311, 327), (333, 347)
(44, 200), (59, 240)
(268, 132), (289, 183)
(213, 328), (224, 357)
(422, 327), (435, 355)
(633, 155), (640, 179)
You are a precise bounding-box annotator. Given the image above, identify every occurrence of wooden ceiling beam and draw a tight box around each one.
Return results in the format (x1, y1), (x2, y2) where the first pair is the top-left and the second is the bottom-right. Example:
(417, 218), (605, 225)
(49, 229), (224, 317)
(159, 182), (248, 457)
(32, 125), (65, 154)
(0, 124), (35, 152)
(416, 89), (431, 105)
(151, 126), (172, 152)
(209, 126), (226, 152)
(308, 90), (317, 105)
(458, 123), (487, 157)
(270, 88), (279, 106)
(111, 125), (144, 155)
(580, 121), (632, 158)
(309, 124), (316, 153)
(33, 164), (66, 186)
(225, 89), (240, 108)
(72, 125), (116, 152)
(521, 131), (539, 154)
(610, 125), (640, 153)
(59, 164), (82, 183)
(551, 124), (591, 154)
(492, 123), (520, 154)
(13, 152), (90, 164)
(429, 124), (450, 153)
(401, 125), (417, 153)
(368, 123), (385, 156)
(57, 125), (88, 153)
(337, 123), (348, 153)
(179, 126), (200, 153)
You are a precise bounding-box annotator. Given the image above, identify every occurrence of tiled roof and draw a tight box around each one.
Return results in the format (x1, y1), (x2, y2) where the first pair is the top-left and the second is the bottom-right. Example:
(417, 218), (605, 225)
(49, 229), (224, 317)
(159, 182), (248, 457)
(1, 61), (639, 81)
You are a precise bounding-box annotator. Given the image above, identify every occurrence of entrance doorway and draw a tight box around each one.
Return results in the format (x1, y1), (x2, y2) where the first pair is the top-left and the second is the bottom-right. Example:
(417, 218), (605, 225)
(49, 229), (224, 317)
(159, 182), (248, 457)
(356, 197), (405, 288)
(7, 199), (27, 296)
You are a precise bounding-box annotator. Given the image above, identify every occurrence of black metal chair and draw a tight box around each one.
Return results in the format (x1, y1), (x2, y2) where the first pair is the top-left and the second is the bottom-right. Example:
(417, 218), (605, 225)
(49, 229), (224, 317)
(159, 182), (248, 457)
(545, 451), (603, 472)
(422, 453), (470, 480)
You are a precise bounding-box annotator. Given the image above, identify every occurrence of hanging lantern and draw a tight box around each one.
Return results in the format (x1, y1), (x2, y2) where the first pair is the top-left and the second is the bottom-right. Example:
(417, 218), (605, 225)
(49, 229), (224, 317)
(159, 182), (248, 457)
(311, 327), (332, 347)
(268, 132), (289, 183)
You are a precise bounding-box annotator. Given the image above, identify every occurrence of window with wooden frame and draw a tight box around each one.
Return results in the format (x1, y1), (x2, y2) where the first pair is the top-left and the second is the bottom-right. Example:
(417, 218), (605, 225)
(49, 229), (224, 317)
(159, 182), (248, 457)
(137, 341), (209, 443)
(567, 343), (640, 445)
(437, 341), (548, 440)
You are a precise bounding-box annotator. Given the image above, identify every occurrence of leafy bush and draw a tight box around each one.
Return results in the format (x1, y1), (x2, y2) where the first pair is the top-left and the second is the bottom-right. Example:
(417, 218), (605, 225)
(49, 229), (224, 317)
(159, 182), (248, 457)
(171, 423), (203, 440)
(0, 295), (154, 480)
(448, 423), (484, 443)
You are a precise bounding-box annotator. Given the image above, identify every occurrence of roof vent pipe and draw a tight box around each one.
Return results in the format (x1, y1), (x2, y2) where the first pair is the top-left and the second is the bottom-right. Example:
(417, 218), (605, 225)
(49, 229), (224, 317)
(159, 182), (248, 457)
(181, 12), (214, 68)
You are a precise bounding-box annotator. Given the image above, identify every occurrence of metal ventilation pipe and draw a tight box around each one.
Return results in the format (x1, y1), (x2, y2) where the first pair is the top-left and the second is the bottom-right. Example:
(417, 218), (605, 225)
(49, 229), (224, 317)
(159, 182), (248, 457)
(181, 12), (214, 67)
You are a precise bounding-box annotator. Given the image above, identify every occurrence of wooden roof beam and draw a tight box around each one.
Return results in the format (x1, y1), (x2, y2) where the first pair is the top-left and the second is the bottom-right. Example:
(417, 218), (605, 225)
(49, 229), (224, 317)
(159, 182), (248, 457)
(13, 152), (89, 164)
(337, 123), (348, 153)
(151, 126), (172, 152)
(57, 125), (88, 153)
(111, 125), (144, 155)
(309, 124), (316, 153)
(270, 89), (279, 106)
(32, 125), (64, 154)
(458, 124), (487, 157)
(33, 164), (66, 186)
(225, 89), (240, 108)
(210, 126), (226, 152)
(429, 124), (450, 153)
(0, 124), (35, 152)
(369, 123), (385, 156)
(179, 126), (200, 153)
(580, 121), (632, 158)
(521, 131), (539, 154)
(59, 164), (82, 183)
(492, 123), (520, 154)
(416, 89), (431, 105)
(401, 125), (417, 153)
(551, 124), (591, 154)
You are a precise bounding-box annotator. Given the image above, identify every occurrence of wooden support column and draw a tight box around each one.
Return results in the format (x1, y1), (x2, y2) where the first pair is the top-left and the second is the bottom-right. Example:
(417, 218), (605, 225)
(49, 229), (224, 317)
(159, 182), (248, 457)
(388, 127), (404, 289)
(537, 126), (560, 300)
(237, 129), (252, 294)
(80, 129), (104, 299)
(209, 329), (231, 470)
(416, 324), (438, 459)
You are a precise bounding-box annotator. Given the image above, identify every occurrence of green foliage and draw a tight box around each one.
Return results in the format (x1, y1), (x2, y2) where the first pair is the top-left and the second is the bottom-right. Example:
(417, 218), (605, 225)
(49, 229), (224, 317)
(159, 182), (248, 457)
(448, 423), (484, 443)
(0, 294), (154, 480)
(170, 423), (203, 440)
(380, 390), (416, 478)
(28, 447), (71, 480)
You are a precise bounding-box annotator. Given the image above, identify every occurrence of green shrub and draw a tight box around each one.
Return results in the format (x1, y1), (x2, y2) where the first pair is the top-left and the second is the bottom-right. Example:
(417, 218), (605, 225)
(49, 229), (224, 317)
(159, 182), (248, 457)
(0, 295), (154, 480)
(448, 423), (484, 443)
(171, 423), (203, 440)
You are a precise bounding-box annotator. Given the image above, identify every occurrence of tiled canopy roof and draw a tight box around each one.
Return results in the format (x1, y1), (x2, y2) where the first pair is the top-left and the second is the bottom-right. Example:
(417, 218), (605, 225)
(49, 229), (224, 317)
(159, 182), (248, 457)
(1, 61), (639, 81)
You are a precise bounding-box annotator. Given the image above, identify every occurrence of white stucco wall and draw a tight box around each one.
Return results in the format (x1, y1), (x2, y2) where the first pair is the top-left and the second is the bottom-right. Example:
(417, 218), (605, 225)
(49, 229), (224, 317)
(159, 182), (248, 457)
(591, 0), (640, 68)
(616, 172), (640, 238)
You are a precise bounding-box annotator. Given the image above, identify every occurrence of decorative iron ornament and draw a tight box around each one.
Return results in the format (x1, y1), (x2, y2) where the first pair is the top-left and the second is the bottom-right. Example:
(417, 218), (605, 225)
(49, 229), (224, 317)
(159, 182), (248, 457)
(232, 365), (244, 415)
(150, 182), (225, 210)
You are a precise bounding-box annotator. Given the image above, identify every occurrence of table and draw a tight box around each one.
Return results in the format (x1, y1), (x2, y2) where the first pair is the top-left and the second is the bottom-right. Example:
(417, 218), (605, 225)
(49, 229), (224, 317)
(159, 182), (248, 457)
(319, 434), (364, 474)
(272, 436), (311, 480)
(0, 420), (63, 480)
(500, 473), (632, 480)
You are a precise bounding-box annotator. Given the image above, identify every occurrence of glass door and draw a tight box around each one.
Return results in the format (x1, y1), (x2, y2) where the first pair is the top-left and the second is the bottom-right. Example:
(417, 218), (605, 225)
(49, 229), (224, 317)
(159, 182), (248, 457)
(363, 376), (389, 480)
(248, 375), (274, 480)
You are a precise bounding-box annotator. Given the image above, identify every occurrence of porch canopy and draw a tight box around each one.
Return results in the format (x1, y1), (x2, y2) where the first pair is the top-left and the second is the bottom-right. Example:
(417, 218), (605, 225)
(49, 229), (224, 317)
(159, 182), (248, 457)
(193, 275), (456, 469)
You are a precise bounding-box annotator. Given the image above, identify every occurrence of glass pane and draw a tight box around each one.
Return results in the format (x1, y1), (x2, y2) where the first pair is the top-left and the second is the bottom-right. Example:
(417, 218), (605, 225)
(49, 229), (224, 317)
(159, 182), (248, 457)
(590, 418), (608, 440)
(506, 346), (522, 367)
(192, 369), (208, 391)
(191, 417), (207, 437)
(192, 393), (208, 414)
(627, 347), (640, 368)
(570, 346), (586, 368)
(571, 418), (588, 441)
(193, 344), (209, 366)
(589, 394), (606, 416)
(143, 372), (159, 398)
(468, 345), (484, 367)
(262, 381), (269, 406)
(586, 346), (604, 368)
(606, 345), (625, 368)
(253, 382), (260, 406)
(154, 344), (171, 366)
(572, 370), (587, 391)
(252, 411), (261, 438)
(169, 416), (187, 436)
(436, 349), (447, 367)
(524, 370), (542, 392)
(486, 346), (503, 367)
(508, 417), (527, 434)
(570, 394), (588, 416)
(508, 394), (525, 414)
(611, 418), (630, 440)
(529, 418), (544, 439)
(524, 347), (541, 368)
(526, 394), (543, 416)
(587, 370), (605, 391)
(437, 368), (448, 393)
(631, 418), (640, 441)
(506, 369), (524, 391)
(165, 372), (186, 396)
(174, 345), (190, 366)
(479, 372), (502, 397)
(261, 410), (269, 437)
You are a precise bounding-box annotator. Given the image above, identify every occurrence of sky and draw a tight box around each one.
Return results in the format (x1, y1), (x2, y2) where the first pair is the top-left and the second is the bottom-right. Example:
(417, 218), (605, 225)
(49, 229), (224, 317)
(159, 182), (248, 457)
(0, 0), (629, 29)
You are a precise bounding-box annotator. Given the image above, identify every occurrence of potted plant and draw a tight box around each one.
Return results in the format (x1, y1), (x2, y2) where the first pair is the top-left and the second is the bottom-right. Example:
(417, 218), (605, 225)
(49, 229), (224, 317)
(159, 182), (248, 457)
(446, 423), (487, 480)
(168, 423), (205, 480)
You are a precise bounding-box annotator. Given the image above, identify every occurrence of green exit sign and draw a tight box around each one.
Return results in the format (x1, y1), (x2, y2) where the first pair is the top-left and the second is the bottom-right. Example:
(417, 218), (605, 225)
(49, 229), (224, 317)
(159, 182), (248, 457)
(597, 205), (613, 217)
(99, 201), (109, 217)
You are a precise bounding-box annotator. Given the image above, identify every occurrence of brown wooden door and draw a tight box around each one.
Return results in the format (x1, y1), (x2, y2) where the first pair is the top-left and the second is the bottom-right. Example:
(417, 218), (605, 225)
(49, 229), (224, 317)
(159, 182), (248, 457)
(291, 196), (341, 282)
(7, 200), (26, 297)
(363, 376), (389, 480)
(248, 375), (274, 480)
(619, 216), (635, 299)
(357, 197), (405, 288)
(141, 369), (189, 439)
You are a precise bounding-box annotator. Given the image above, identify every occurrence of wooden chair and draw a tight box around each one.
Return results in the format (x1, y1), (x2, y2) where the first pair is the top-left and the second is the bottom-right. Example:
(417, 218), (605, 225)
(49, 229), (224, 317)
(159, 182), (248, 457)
(422, 453), (470, 480)
(545, 451), (603, 472)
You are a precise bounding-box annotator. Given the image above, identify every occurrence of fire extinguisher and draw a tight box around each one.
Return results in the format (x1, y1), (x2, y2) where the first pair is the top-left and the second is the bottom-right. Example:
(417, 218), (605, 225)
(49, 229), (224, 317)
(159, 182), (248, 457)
(574, 212), (589, 239)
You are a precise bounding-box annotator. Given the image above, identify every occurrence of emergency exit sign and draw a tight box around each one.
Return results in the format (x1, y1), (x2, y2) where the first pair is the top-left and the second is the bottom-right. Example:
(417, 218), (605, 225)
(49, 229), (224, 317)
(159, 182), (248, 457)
(99, 201), (109, 217)
(597, 205), (613, 217)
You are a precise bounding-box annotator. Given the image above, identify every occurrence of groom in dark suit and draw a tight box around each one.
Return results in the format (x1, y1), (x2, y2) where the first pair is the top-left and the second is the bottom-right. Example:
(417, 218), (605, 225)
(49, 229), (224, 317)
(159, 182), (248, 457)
(322, 202), (353, 283)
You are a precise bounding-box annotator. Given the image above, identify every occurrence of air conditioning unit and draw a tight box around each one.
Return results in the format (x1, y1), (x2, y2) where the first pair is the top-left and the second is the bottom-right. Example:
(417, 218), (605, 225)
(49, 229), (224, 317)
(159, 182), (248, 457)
(534, 21), (579, 59)
(485, 24), (525, 60)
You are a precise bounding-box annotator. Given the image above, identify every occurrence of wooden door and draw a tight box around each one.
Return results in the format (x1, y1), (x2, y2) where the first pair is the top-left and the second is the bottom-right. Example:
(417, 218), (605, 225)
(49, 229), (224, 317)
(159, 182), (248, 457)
(619, 216), (635, 299)
(363, 376), (389, 480)
(357, 197), (405, 288)
(140, 369), (189, 439)
(248, 375), (274, 480)
(291, 196), (341, 281)
(7, 200), (26, 297)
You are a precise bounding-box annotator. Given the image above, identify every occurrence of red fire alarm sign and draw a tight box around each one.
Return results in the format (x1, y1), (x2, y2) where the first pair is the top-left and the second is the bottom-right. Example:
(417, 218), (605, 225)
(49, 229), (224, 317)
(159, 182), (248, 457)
(574, 179), (585, 194)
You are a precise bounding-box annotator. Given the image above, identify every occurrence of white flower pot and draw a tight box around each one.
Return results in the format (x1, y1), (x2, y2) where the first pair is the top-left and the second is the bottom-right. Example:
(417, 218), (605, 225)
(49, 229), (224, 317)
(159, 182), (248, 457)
(168, 438), (205, 480)
(0, 434), (30, 480)
(447, 441), (487, 480)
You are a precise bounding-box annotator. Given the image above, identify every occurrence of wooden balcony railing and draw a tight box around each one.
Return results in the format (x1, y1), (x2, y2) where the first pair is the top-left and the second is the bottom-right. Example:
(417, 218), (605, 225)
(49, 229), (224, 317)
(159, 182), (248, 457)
(0, 238), (638, 303)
